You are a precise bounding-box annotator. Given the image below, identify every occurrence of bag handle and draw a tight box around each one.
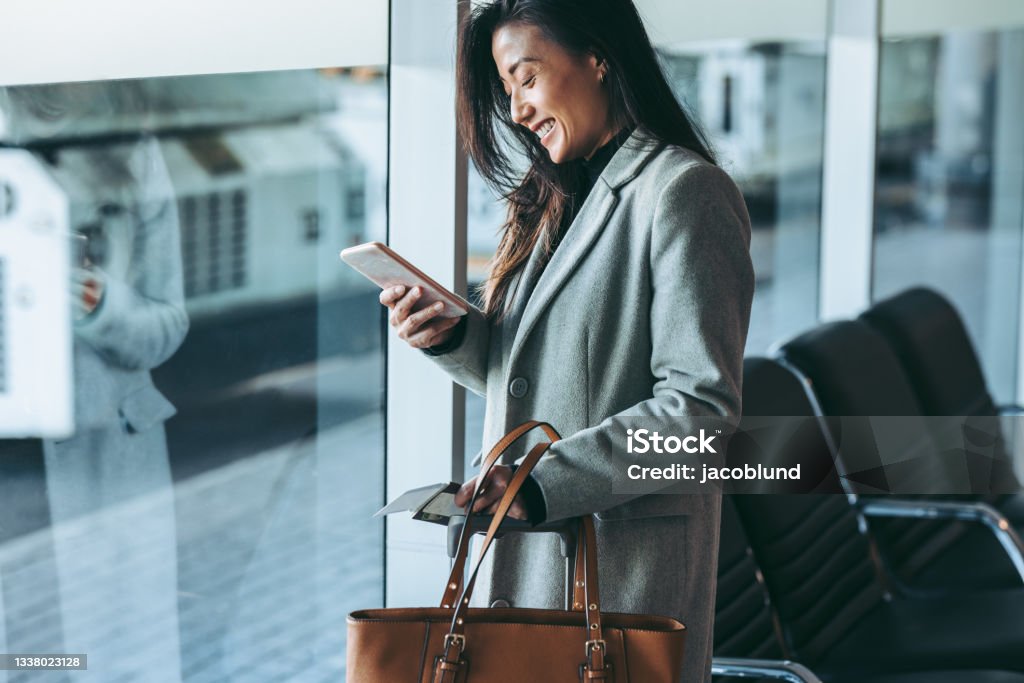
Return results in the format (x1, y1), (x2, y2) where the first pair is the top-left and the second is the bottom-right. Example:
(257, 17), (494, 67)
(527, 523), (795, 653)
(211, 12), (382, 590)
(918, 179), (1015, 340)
(440, 420), (587, 613)
(439, 419), (561, 608)
(432, 428), (609, 682)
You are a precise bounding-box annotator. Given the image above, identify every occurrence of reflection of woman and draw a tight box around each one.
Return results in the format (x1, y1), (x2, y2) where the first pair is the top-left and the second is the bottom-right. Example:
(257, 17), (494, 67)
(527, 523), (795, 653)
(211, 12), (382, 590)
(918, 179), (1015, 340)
(382, 1), (753, 681)
(4, 83), (188, 681)
(47, 130), (188, 682)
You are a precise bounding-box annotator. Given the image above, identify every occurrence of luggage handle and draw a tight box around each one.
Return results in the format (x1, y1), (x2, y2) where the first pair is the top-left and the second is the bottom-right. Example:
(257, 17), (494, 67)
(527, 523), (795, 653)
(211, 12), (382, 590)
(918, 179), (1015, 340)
(445, 514), (581, 610)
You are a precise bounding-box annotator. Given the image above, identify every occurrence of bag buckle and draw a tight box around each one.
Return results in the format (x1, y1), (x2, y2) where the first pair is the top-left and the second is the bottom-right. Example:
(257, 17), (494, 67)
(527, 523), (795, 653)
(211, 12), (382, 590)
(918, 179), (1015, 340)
(585, 639), (606, 658)
(443, 633), (466, 658)
(433, 634), (468, 683)
(579, 640), (611, 681)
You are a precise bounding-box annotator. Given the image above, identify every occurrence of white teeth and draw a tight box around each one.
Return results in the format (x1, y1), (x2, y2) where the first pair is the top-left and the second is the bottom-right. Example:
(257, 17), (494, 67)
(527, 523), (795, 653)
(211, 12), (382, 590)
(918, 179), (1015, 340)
(537, 120), (554, 138)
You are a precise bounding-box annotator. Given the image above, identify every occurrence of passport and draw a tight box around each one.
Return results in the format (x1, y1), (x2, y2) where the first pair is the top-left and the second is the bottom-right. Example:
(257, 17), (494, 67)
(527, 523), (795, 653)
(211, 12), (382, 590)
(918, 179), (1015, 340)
(373, 481), (464, 525)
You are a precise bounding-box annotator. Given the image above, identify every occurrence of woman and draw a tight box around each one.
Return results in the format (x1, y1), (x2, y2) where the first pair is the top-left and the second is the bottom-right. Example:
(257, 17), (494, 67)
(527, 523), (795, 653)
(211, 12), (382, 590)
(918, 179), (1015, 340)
(381, 1), (753, 680)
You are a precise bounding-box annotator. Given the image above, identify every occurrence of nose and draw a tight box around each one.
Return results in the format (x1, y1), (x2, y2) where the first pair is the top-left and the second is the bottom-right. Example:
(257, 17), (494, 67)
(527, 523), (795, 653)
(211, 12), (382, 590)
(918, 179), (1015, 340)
(510, 90), (532, 127)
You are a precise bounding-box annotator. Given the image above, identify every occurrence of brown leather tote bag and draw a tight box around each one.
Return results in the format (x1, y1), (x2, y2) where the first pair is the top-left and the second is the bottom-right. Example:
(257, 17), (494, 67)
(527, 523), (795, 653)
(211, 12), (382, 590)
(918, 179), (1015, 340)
(347, 420), (687, 682)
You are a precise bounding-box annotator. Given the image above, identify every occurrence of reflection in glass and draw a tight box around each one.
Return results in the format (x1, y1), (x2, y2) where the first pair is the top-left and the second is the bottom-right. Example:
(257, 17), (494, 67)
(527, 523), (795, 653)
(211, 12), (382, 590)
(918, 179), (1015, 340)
(873, 29), (1024, 402)
(0, 68), (387, 680)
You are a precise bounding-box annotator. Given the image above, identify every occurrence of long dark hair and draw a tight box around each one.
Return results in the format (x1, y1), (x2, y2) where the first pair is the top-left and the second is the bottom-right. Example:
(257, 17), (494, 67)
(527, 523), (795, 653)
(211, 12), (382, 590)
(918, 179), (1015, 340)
(458, 0), (717, 319)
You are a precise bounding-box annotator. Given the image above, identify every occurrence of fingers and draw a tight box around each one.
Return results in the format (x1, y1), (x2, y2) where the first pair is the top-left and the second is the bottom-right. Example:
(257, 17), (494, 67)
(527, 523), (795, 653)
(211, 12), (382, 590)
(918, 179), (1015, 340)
(379, 285), (405, 307)
(455, 468), (527, 521)
(457, 475), (504, 513)
(454, 476), (478, 507)
(471, 471), (516, 511)
(405, 301), (446, 331)
(69, 270), (104, 316)
(81, 281), (102, 311)
(467, 468), (526, 517)
(484, 497), (528, 521)
(387, 286), (431, 330)
(390, 286), (421, 325)
(471, 476), (508, 513)
(406, 315), (462, 349)
(380, 285), (464, 350)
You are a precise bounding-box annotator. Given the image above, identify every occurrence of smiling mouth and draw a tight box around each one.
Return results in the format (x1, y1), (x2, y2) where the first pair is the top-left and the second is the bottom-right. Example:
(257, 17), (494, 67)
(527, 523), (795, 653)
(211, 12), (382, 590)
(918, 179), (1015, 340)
(534, 119), (555, 143)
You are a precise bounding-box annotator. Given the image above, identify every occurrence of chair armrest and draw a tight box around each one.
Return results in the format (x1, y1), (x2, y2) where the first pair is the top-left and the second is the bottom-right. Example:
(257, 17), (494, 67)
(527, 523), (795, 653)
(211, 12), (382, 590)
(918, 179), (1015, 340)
(712, 657), (823, 682)
(859, 499), (1024, 584)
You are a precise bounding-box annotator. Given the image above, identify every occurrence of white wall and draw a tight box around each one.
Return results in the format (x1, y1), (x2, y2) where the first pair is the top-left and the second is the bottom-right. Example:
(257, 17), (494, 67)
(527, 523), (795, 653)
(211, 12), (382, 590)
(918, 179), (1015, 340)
(0, 0), (387, 86)
(636, 0), (827, 45)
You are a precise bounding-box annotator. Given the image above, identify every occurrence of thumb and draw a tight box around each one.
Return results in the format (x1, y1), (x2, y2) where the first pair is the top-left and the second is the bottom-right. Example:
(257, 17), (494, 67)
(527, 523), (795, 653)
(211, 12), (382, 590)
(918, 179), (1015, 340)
(454, 478), (477, 507)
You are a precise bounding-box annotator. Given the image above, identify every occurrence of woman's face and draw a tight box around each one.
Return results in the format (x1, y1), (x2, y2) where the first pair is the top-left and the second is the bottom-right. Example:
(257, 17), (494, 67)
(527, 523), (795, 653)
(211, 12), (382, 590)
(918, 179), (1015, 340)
(492, 23), (614, 164)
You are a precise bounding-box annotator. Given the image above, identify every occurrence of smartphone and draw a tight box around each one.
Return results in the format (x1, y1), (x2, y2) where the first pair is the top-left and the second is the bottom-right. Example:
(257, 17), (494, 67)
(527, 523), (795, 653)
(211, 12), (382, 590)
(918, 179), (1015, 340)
(340, 241), (468, 317)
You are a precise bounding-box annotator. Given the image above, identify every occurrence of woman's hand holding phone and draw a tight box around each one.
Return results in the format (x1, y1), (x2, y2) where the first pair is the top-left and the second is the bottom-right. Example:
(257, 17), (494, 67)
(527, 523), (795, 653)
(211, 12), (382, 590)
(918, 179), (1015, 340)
(381, 284), (464, 349)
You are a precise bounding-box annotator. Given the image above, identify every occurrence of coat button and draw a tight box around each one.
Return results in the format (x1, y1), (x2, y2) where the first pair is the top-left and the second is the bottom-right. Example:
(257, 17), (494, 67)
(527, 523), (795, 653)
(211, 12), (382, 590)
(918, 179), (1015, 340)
(509, 377), (529, 398)
(490, 598), (511, 608)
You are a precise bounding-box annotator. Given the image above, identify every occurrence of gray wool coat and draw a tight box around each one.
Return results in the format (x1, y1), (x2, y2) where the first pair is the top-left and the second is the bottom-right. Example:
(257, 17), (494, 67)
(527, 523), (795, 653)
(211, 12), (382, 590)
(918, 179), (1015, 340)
(426, 126), (754, 683)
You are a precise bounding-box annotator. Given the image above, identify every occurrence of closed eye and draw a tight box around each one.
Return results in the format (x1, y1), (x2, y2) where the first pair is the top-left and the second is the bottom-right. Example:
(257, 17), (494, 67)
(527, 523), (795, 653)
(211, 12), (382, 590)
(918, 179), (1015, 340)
(501, 73), (536, 97)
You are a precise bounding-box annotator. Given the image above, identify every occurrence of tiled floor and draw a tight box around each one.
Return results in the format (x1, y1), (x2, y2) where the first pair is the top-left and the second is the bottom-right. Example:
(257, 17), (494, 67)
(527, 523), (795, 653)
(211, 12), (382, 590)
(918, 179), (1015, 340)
(0, 414), (383, 682)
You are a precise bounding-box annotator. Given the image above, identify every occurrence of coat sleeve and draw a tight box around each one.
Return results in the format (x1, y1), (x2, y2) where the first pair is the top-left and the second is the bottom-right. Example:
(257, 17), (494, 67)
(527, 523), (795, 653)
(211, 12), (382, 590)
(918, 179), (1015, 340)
(74, 136), (189, 370)
(420, 302), (492, 397)
(529, 162), (755, 522)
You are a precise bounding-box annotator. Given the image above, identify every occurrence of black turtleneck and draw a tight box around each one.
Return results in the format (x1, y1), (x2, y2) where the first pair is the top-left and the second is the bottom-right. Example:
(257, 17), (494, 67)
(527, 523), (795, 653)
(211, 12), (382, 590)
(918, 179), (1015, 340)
(570, 125), (634, 222)
(583, 126), (634, 193)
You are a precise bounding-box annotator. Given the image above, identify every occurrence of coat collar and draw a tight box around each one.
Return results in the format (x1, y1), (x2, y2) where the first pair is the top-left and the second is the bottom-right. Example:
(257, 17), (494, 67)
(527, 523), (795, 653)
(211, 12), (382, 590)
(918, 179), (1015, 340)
(506, 126), (666, 365)
(597, 125), (665, 190)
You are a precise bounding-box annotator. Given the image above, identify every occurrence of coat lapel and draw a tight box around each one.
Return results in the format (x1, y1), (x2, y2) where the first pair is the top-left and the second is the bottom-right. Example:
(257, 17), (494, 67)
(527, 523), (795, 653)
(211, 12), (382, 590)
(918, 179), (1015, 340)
(507, 127), (665, 366)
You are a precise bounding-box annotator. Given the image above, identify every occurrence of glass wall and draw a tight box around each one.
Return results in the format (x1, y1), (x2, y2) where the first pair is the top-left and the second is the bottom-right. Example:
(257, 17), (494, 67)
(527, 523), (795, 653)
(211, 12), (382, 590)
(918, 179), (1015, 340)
(658, 40), (826, 354)
(873, 21), (1024, 403)
(0, 67), (386, 681)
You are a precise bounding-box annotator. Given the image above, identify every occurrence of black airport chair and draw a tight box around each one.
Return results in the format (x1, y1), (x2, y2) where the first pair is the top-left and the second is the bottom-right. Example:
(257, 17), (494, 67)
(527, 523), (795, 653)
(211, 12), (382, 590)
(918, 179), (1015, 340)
(714, 494), (1024, 682)
(859, 287), (1015, 418)
(860, 286), (1024, 514)
(713, 497), (823, 682)
(729, 357), (1024, 678)
(775, 320), (1024, 591)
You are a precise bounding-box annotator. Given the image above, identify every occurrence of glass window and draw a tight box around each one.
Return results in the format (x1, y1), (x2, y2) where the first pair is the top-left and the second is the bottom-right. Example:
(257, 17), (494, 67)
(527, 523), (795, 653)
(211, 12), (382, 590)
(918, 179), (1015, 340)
(465, 163), (500, 464)
(658, 39), (826, 354)
(0, 67), (387, 680)
(873, 23), (1024, 402)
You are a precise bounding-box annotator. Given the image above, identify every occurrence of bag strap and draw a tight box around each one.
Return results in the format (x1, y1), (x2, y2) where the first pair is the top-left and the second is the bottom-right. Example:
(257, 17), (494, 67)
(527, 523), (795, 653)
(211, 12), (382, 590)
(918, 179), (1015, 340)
(432, 432), (608, 681)
(440, 419), (561, 608)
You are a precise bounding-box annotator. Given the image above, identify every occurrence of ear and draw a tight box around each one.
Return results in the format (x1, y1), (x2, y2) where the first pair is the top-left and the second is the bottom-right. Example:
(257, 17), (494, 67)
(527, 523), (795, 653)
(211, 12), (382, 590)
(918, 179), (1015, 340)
(588, 53), (607, 83)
